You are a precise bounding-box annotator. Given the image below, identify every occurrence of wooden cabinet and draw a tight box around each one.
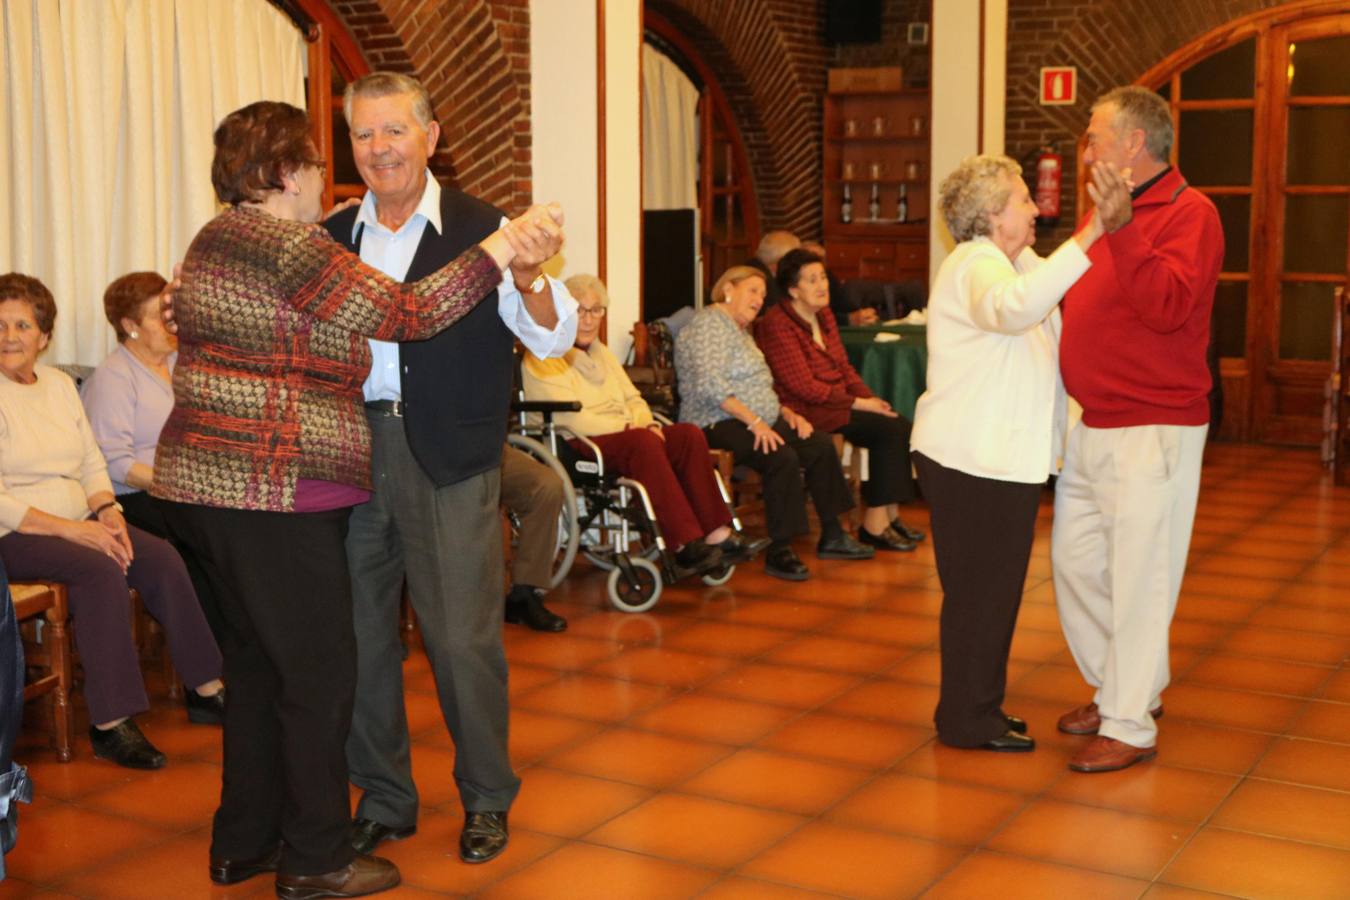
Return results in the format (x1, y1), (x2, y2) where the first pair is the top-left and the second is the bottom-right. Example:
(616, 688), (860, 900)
(822, 67), (931, 286)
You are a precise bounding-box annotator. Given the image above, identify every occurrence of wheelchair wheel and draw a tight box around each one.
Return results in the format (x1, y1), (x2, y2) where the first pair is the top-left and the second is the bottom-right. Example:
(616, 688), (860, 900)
(607, 556), (662, 613)
(701, 563), (735, 586)
(584, 542), (659, 572)
(505, 432), (580, 589)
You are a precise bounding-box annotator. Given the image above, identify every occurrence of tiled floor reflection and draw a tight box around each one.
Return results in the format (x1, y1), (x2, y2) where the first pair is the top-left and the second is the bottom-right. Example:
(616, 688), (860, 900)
(5, 444), (1350, 898)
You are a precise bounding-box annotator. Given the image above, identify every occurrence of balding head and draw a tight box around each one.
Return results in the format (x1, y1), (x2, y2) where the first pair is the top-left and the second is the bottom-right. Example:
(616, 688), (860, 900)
(755, 231), (801, 273)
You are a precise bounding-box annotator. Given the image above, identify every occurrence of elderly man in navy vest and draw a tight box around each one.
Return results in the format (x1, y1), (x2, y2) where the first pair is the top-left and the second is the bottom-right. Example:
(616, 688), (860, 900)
(325, 72), (578, 866)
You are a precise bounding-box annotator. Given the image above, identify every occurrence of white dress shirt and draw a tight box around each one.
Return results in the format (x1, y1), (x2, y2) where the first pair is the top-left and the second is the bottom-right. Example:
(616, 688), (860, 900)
(354, 172), (578, 402)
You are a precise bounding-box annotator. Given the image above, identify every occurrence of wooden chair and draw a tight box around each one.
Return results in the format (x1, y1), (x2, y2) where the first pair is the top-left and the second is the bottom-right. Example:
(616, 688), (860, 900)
(10, 581), (74, 762)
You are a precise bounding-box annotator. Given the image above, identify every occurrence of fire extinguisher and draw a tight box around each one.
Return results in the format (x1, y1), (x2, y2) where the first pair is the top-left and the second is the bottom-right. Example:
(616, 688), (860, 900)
(1035, 146), (1062, 228)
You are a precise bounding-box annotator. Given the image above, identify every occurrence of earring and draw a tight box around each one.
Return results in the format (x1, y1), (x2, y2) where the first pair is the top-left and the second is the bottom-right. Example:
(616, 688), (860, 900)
(128, 329), (139, 339)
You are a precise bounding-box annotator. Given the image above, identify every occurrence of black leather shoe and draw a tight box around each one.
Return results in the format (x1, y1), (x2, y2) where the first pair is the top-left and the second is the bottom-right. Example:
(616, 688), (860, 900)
(1005, 714), (1028, 734)
(186, 687), (226, 725)
(275, 853), (400, 899)
(351, 817), (417, 855)
(459, 811), (508, 864)
(980, 730), (1036, 752)
(674, 539), (723, 575)
(717, 532), (772, 564)
(504, 590), (567, 632)
(890, 517), (926, 542)
(857, 526), (917, 552)
(764, 544), (809, 581)
(210, 845), (281, 885)
(816, 533), (875, 560)
(89, 720), (166, 769)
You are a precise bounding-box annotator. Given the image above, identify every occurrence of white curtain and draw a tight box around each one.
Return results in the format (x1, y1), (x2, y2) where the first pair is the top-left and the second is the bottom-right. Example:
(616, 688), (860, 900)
(641, 43), (698, 211)
(0, 0), (306, 365)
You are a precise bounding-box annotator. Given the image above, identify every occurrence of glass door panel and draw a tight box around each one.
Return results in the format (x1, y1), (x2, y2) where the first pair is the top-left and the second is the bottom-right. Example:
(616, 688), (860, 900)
(1177, 110), (1254, 185)
(1279, 282), (1338, 360)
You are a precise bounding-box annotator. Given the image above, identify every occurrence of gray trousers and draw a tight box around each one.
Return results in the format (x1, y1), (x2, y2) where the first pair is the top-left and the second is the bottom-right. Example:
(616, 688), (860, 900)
(346, 411), (520, 827)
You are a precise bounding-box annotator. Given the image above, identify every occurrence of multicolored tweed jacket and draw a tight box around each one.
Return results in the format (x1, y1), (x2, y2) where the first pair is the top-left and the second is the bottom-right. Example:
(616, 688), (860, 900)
(152, 204), (501, 512)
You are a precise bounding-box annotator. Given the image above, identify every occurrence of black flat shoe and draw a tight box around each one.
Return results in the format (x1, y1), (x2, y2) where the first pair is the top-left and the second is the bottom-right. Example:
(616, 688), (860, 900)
(209, 845), (281, 885)
(351, 817), (417, 854)
(673, 539), (724, 575)
(186, 687), (226, 725)
(1005, 714), (1028, 734)
(764, 545), (809, 581)
(717, 532), (771, 564)
(816, 533), (875, 560)
(459, 811), (508, 864)
(980, 730), (1035, 752)
(890, 517), (926, 542)
(504, 591), (567, 632)
(857, 526), (917, 552)
(89, 720), (166, 769)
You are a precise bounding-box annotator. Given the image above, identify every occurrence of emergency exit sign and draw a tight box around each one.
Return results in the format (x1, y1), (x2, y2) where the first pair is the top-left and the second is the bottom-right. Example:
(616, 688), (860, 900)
(1040, 67), (1077, 105)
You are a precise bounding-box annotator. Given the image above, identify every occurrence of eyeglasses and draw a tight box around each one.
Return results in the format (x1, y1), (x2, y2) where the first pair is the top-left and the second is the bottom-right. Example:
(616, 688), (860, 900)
(578, 306), (606, 319)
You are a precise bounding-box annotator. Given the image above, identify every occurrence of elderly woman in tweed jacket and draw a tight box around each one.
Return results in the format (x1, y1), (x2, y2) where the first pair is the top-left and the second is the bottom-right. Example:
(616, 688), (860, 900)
(151, 100), (562, 897)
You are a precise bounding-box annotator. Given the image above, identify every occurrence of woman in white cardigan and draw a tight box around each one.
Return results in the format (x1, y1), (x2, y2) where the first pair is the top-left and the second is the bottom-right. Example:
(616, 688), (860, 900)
(521, 274), (764, 572)
(911, 154), (1131, 752)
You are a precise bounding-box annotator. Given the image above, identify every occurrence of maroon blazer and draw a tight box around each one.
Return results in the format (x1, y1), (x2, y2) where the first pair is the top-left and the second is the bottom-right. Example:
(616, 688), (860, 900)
(753, 302), (872, 432)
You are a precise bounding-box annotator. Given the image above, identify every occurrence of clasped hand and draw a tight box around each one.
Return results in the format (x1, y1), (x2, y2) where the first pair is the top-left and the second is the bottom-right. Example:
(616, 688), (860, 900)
(504, 203), (565, 270)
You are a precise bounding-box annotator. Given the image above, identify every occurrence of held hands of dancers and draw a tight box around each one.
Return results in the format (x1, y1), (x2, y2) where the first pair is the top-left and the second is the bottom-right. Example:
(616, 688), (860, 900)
(1075, 162), (1134, 252)
(481, 202), (566, 272)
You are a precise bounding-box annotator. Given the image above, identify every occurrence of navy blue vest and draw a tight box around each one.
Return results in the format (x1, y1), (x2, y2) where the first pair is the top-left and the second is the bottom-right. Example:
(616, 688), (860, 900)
(325, 187), (512, 487)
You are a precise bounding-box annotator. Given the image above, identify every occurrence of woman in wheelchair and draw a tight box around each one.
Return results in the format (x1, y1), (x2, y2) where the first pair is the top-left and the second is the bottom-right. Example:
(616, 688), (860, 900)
(521, 274), (765, 575)
(674, 266), (875, 582)
(755, 248), (925, 553)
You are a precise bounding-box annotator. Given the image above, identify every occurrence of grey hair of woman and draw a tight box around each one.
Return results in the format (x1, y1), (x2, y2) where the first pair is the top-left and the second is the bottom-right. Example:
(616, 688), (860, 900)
(938, 154), (1023, 243)
(564, 273), (609, 307)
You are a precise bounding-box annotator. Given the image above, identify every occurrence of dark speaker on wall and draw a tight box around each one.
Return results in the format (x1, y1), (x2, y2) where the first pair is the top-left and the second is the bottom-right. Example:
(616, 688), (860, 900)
(824, 0), (883, 45)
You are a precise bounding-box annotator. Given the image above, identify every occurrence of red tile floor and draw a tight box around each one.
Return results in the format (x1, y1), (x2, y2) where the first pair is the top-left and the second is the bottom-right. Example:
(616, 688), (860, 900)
(5, 444), (1350, 898)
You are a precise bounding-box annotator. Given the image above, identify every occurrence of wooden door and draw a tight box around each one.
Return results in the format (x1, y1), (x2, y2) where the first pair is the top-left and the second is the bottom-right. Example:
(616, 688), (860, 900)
(1256, 16), (1350, 443)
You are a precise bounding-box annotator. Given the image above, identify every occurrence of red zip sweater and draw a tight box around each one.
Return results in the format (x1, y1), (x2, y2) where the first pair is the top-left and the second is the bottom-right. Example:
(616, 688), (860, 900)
(1060, 167), (1224, 428)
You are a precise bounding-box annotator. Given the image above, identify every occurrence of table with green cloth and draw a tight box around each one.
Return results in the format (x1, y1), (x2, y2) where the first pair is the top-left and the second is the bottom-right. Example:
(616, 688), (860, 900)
(838, 324), (928, 421)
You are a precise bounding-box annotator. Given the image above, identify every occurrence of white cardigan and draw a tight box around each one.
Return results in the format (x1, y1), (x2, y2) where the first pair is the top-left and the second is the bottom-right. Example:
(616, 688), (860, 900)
(911, 235), (1091, 484)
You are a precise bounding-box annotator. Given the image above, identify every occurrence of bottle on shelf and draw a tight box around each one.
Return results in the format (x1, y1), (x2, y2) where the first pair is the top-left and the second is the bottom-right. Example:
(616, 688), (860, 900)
(898, 183), (909, 223)
(868, 182), (880, 222)
(841, 183), (853, 224)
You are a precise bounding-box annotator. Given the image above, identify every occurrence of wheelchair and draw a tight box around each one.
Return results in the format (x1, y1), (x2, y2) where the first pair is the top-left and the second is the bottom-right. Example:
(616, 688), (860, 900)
(506, 399), (745, 613)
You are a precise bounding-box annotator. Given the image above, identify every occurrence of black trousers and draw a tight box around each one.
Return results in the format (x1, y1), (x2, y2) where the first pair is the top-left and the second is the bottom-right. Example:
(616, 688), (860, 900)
(119, 491), (226, 642)
(835, 409), (916, 507)
(913, 451), (1041, 747)
(706, 417), (853, 543)
(159, 501), (357, 877)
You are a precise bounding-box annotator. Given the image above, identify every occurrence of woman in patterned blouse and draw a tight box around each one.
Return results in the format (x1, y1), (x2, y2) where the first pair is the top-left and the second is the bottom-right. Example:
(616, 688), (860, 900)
(150, 100), (562, 896)
(674, 265), (873, 582)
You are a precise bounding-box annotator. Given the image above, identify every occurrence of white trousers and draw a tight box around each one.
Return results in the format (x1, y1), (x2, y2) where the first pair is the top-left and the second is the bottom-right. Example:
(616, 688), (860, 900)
(1052, 422), (1207, 747)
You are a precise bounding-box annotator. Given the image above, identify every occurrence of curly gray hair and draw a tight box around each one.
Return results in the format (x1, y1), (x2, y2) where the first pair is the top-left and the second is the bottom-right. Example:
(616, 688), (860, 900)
(938, 154), (1022, 243)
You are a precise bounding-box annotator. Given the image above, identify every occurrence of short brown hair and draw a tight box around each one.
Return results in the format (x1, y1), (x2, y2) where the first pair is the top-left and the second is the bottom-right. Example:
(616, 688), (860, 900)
(0, 273), (57, 336)
(211, 101), (319, 205)
(104, 272), (167, 342)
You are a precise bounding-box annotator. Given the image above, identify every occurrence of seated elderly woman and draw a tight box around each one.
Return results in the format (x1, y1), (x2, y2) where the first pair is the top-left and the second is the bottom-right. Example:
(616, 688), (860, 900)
(522, 274), (764, 572)
(81, 272), (223, 640)
(911, 154), (1129, 753)
(0, 273), (223, 770)
(674, 265), (874, 582)
(756, 247), (925, 553)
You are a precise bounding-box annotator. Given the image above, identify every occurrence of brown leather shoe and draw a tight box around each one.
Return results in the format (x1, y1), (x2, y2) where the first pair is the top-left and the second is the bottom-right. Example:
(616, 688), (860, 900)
(1068, 735), (1157, 773)
(1056, 702), (1164, 735)
(275, 854), (400, 899)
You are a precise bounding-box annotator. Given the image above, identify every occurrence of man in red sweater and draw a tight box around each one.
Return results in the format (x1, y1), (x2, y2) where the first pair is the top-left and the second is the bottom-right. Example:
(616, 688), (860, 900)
(1053, 86), (1224, 773)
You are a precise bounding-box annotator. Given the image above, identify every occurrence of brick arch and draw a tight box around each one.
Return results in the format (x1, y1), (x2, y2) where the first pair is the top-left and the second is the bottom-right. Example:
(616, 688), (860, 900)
(1005, 0), (1291, 245)
(326, 0), (532, 212)
(647, 0), (830, 238)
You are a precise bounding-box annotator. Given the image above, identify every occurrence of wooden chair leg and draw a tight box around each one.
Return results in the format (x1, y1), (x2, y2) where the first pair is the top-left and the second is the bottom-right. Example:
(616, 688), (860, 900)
(46, 599), (74, 762)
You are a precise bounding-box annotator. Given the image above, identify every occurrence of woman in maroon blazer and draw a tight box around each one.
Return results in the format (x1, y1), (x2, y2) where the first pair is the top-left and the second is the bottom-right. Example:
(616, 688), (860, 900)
(754, 248), (923, 552)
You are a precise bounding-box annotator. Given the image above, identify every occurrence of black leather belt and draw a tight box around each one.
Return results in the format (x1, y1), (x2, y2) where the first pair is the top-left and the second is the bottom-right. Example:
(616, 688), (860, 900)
(364, 399), (404, 417)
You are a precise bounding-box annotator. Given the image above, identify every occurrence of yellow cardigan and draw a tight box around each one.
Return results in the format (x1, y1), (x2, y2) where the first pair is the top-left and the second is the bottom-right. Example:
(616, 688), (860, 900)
(521, 340), (653, 436)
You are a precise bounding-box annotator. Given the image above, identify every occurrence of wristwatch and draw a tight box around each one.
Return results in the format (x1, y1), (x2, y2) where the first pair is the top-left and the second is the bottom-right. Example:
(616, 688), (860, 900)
(94, 500), (124, 516)
(516, 271), (547, 294)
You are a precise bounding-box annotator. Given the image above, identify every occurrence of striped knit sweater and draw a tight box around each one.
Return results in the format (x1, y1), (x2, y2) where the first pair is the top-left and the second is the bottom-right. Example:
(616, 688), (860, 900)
(152, 204), (501, 512)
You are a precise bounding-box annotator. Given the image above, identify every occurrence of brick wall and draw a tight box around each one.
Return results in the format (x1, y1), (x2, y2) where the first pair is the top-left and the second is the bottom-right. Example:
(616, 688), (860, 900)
(327, 0), (534, 213)
(1005, 0), (1289, 245)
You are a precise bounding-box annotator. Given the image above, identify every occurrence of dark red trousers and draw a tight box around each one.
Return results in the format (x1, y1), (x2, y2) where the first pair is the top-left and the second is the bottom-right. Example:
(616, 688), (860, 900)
(586, 424), (731, 547)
